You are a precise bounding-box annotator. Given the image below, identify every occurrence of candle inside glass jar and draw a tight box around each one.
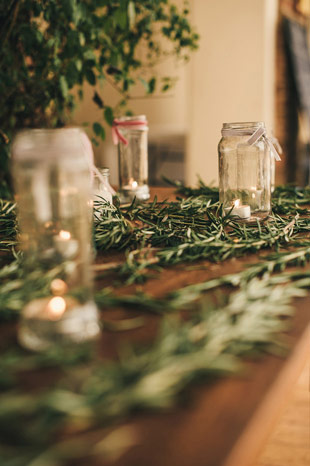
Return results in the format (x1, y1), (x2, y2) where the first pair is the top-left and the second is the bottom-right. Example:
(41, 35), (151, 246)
(54, 230), (78, 258)
(46, 296), (67, 320)
(22, 295), (76, 321)
(225, 199), (251, 218)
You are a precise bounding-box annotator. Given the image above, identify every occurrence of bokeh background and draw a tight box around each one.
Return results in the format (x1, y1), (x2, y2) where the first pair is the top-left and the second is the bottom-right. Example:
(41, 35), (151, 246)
(72, 0), (310, 188)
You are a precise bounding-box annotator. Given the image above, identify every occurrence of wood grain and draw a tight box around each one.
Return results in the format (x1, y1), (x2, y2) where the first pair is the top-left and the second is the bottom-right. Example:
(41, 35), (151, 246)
(85, 188), (310, 466)
(254, 359), (310, 466)
(6, 187), (310, 466)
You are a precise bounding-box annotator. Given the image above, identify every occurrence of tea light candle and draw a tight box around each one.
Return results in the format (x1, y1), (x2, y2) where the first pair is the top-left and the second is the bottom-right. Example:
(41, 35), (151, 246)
(54, 230), (79, 258)
(122, 179), (138, 191)
(225, 199), (251, 218)
(22, 296), (76, 321)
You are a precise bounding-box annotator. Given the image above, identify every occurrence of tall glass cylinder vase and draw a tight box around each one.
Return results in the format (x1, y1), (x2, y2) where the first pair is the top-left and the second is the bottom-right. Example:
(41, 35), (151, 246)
(12, 128), (100, 351)
(116, 115), (150, 203)
(218, 122), (271, 222)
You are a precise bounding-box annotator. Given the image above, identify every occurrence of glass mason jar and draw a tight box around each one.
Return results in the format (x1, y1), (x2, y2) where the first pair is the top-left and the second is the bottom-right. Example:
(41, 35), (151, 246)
(271, 156), (275, 193)
(218, 122), (271, 222)
(93, 168), (114, 204)
(12, 128), (100, 351)
(116, 115), (150, 203)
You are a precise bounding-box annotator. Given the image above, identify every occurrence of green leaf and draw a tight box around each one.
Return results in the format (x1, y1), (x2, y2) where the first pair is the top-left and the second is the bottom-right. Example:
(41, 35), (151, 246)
(139, 77), (149, 93)
(79, 32), (85, 46)
(114, 9), (127, 30)
(76, 59), (83, 71)
(93, 122), (105, 140)
(128, 2), (136, 29)
(93, 92), (104, 109)
(85, 69), (96, 85)
(59, 76), (68, 98)
(83, 50), (96, 61)
(104, 107), (114, 126)
(148, 77), (156, 94)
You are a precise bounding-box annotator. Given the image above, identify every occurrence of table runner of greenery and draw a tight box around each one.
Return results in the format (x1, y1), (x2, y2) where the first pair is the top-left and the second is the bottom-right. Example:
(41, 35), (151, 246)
(1, 182), (310, 465)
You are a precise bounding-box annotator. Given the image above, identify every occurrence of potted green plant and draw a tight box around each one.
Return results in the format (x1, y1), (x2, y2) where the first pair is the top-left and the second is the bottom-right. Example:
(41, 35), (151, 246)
(0, 0), (199, 196)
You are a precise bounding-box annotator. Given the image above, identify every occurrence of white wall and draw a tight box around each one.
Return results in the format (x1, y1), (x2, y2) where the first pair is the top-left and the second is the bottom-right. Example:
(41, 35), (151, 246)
(187, 0), (278, 185)
(73, 0), (279, 187)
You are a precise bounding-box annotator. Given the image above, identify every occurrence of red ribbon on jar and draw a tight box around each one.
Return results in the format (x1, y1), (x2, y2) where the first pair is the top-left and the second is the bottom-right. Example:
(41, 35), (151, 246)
(112, 118), (148, 146)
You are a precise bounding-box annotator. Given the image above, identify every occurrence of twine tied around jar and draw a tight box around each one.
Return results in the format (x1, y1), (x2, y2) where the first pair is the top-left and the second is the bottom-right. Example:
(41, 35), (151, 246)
(221, 126), (282, 161)
(112, 118), (148, 146)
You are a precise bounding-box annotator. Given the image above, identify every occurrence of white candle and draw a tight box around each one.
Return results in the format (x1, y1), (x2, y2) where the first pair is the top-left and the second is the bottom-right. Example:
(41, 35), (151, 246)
(23, 296), (79, 321)
(225, 199), (251, 218)
(54, 230), (79, 258)
(123, 179), (138, 191)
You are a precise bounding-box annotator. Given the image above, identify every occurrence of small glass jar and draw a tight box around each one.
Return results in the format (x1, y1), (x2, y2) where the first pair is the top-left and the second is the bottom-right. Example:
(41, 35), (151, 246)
(271, 156), (275, 194)
(117, 115), (150, 203)
(12, 128), (100, 351)
(93, 168), (114, 204)
(218, 122), (271, 222)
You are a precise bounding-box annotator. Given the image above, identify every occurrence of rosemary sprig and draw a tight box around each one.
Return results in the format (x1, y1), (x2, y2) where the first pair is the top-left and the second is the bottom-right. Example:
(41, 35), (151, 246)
(1, 182), (310, 465)
(0, 272), (307, 466)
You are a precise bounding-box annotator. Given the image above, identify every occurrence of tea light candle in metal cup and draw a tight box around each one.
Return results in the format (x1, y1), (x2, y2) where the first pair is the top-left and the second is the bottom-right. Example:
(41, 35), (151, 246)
(225, 199), (251, 219)
(18, 295), (100, 351)
(54, 230), (79, 258)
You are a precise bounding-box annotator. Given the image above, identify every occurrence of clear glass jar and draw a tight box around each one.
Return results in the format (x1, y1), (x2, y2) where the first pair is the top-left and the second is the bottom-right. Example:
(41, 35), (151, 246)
(218, 122), (271, 222)
(93, 168), (113, 204)
(271, 156), (275, 193)
(12, 128), (100, 351)
(117, 115), (150, 203)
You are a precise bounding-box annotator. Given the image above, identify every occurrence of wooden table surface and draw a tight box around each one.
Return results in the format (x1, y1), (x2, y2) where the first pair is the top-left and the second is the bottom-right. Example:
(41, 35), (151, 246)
(88, 187), (310, 466)
(5, 187), (310, 466)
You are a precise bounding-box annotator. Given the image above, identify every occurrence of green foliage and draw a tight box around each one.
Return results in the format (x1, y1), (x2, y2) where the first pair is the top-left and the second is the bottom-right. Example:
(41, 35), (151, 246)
(93, 185), (310, 283)
(0, 0), (199, 192)
(1, 181), (310, 464)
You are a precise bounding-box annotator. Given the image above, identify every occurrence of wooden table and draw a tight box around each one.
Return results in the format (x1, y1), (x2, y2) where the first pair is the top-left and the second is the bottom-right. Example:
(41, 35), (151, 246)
(90, 188), (310, 466)
(4, 187), (310, 466)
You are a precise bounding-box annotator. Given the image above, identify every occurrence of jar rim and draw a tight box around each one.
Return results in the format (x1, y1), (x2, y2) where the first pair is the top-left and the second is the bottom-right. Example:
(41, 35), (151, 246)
(118, 115), (147, 122)
(222, 121), (265, 130)
(97, 167), (109, 175)
(12, 127), (87, 160)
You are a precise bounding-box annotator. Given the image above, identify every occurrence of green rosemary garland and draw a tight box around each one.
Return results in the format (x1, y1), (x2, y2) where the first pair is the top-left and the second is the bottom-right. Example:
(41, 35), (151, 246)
(1, 182), (310, 465)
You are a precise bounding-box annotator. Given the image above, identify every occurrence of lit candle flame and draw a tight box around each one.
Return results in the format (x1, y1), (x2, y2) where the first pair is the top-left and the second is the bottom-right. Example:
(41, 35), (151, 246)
(47, 296), (66, 320)
(234, 199), (240, 208)
(59, 230), (71, 240)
